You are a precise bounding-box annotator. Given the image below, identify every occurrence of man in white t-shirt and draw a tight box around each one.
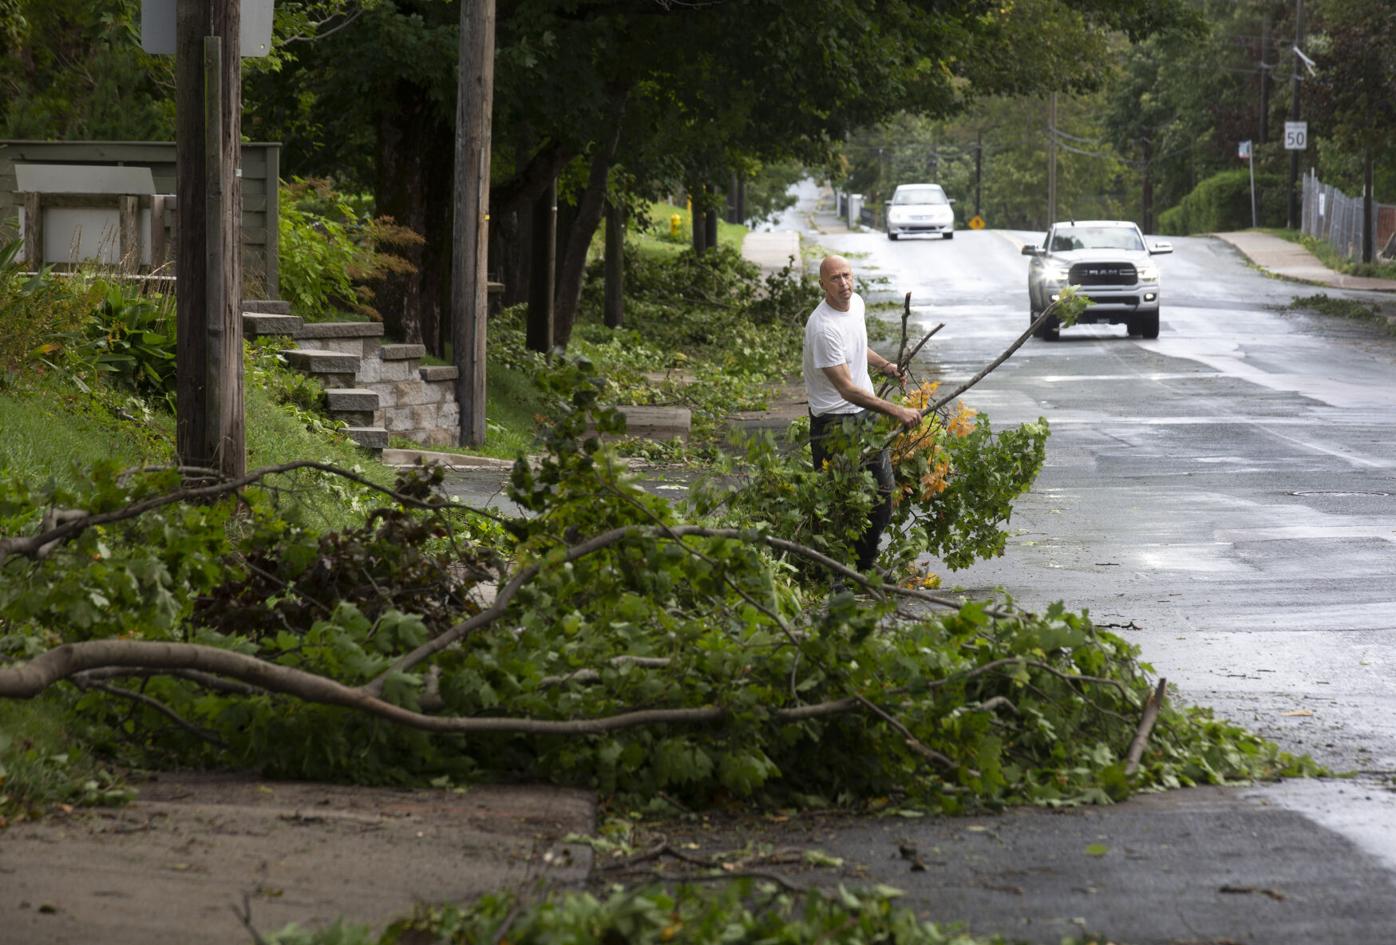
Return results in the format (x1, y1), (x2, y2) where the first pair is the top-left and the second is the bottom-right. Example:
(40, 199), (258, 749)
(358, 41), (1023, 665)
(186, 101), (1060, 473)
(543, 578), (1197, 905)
(802, 254), (920, 575)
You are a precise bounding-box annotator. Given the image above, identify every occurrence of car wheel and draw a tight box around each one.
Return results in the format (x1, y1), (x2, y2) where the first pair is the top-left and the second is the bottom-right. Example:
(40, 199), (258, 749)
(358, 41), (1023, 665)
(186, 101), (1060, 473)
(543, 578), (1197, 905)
(1126, 317), (1141, 337)
(1140, 311), (1160, 339)
(944, 231), (954, 240)
(887, 232), (899, 241)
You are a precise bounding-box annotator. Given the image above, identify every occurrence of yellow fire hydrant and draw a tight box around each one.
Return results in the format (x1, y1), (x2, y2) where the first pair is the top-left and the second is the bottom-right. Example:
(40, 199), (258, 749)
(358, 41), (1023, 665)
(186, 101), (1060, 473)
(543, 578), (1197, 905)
(669, 213), (682, 238)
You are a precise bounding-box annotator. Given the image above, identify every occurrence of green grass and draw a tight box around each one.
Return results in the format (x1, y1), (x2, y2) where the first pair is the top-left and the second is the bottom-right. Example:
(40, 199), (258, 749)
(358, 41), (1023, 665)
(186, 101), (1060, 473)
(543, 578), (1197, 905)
(0, 692), (132, 822)
(628, 201), (748, 260)
(1258, 227), (1396, 279)
(0, 379), (166, 491)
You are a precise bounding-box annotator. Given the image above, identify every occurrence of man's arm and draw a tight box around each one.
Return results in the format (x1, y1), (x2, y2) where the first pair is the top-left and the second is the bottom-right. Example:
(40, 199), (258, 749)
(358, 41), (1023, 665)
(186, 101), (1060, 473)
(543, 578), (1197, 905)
(866, 348), (905, 386)
(820, 363), (920, 427)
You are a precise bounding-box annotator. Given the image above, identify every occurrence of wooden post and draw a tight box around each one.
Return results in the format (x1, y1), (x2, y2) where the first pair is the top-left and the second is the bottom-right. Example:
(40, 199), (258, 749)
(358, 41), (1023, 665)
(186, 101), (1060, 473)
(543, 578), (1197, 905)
(525, 178), (555, 353)
(117, 196), (139, 272)
(603, 198), (623, 329)
(452, 0), (496, 447)
(21, 192), (41, 267)
(176, 0), (244, 479)
(264, 143), (280, 297)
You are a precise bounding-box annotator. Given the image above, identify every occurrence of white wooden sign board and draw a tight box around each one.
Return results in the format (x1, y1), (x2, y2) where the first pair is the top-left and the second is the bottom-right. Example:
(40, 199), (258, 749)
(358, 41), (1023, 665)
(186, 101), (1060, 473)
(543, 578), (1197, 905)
(16, 164), (156, 195)
(140, 0), (275, 57)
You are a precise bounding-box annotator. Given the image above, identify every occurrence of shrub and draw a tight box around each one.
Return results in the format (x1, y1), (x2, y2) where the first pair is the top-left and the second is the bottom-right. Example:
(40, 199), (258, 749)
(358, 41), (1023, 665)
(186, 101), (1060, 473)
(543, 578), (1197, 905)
(77, 282), (177, 405)
(1158, 169), (1288, 235)
(0, 240), (101, 384)
(278, 179), (423, 322)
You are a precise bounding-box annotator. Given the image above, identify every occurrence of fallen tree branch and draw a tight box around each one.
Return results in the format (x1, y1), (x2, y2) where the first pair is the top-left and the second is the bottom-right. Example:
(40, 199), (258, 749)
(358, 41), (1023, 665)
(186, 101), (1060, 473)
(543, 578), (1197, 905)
(879, 294), (1079, 451)
(0, 459), (506, 564)
(1125, 677), (1167, 776)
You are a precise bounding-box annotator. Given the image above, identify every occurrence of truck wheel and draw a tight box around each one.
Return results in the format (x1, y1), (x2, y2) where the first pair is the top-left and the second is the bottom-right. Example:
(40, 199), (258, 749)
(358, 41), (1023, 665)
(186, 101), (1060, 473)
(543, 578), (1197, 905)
(1141, 311), (1160, 339)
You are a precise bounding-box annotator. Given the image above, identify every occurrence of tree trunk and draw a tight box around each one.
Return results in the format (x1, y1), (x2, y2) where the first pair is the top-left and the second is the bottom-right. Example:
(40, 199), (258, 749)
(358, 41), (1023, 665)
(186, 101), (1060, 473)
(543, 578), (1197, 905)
(526, 179), (555, 352)
(373, 83), (453, 352)
(603, 198), (624, 329)
(553, 114), (625, 349)
(690, 184), (708, 255)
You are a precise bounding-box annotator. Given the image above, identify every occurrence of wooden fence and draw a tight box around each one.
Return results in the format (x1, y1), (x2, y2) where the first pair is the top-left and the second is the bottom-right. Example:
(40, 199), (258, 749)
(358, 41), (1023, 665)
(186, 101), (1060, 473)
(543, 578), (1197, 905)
(0, 139), (281, 296)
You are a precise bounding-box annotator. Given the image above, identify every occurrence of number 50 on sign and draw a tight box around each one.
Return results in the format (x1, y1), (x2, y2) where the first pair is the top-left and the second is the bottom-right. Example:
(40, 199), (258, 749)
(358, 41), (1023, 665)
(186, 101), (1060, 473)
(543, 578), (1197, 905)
(1284, 121), (1308, 150)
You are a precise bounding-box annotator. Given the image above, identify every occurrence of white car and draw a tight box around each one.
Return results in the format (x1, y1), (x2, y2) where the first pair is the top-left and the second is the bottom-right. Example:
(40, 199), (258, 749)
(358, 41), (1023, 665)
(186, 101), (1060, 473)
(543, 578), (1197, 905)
(1021, 220), (1173, 339)
(886, 183), (955, 240)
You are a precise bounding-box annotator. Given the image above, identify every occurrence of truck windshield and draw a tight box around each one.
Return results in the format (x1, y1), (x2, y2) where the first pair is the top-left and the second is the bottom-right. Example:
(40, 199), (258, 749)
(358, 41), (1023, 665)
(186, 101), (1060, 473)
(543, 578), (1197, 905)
(1050, 227), (1145, 252)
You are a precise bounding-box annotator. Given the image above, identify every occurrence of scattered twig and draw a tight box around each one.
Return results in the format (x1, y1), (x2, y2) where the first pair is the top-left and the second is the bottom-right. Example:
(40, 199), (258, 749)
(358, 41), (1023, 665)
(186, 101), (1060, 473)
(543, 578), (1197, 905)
(73, 678), (229, 749)
(232, 892), (269, 945)
(851, 693), (959, 771)
(1125, 677), (1168, 776)
(538, 656), (672, 689)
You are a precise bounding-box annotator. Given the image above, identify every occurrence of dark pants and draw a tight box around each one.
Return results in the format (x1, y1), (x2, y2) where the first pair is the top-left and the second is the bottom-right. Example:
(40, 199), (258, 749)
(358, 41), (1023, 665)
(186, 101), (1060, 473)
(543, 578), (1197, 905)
(809, 410), (895, 573)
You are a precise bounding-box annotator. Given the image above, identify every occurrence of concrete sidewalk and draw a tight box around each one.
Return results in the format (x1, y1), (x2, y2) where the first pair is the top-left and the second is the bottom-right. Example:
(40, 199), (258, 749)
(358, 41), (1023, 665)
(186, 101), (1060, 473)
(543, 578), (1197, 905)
(741, 228), (801, 275)
(1212, 230), (1396, 292)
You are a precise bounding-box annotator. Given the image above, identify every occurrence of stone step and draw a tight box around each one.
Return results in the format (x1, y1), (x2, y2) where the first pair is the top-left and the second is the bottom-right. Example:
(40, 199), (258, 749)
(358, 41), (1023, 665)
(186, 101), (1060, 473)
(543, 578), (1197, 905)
(344, 426), (389, 450)
(243, 312), (303, 337)
(381, 343), (427, 361)
(297, 321), (385, 341)
(615, 405), (691, 441)
(324, 388), (380, 413)
(420, 365), (458, 382)
(283, 348), (361, 375)
(243, 299), (290, 315)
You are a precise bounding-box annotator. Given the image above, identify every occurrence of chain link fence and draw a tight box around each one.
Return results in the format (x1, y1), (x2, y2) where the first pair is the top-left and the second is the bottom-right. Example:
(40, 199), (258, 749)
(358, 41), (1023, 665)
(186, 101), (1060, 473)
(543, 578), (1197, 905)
(1301, 171), (1396, 262)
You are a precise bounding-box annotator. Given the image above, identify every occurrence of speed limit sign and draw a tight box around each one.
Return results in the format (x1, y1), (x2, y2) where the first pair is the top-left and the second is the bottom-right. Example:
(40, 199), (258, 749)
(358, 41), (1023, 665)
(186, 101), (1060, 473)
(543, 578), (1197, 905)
(1284, 121), (1308, 150)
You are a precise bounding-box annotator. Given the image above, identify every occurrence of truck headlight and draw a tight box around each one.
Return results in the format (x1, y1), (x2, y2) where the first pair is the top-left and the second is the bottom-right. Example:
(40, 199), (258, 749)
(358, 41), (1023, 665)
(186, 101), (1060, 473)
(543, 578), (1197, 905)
(1137, 262), (1159, 282)
(1041, 265), (1069, 283)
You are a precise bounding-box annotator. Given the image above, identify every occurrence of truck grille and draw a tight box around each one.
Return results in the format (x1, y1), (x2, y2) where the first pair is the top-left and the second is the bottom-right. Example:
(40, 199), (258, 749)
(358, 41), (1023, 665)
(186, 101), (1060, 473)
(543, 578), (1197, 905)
(1069, 263), (1137, 286)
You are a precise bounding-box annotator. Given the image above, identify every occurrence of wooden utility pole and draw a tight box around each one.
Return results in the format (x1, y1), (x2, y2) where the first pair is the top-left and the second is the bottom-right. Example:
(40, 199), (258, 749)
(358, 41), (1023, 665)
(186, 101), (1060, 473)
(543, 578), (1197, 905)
(1287, 0), (1305, 229)
(1047, 93), (1058, 226)
(176, 0), (244, 479)
(1259, 15), (1272, 143)
(452, 0), (496, 446)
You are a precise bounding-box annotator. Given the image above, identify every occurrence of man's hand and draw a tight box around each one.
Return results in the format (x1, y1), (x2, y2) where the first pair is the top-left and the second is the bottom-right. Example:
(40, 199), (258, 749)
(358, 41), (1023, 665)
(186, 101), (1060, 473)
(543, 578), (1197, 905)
(880, 361), (907, 390)
(890, 403), (920, 428)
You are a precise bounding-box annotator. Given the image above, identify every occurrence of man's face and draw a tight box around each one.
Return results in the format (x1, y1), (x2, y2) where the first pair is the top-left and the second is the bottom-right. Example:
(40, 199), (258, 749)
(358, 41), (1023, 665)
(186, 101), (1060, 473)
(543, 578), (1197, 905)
(820, 258), (854, 309)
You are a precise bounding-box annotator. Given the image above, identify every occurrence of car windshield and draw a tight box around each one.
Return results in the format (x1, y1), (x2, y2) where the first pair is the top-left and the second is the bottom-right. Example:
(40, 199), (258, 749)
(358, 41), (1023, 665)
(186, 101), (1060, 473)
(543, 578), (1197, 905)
(1048, 226), (1145, 252)
(892, 187), (947, 206)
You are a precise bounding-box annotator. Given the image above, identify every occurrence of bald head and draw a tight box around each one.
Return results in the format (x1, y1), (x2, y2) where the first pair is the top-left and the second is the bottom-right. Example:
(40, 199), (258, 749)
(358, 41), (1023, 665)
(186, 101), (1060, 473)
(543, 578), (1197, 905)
(818, 255), (854, 311)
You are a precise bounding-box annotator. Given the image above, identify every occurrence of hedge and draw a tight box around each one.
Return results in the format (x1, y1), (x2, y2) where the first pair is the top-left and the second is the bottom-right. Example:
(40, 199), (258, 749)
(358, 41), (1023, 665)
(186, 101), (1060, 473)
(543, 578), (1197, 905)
(1158, 169), (1289, 235)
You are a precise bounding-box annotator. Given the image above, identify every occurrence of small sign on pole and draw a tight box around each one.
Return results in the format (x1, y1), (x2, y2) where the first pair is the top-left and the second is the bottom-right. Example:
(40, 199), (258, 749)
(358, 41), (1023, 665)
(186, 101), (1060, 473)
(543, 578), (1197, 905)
(1238, 140), (1252, 160)
(1284, 121), (1308, 151)
(141, 0), (274, 57)
(967, 214), (986, 231)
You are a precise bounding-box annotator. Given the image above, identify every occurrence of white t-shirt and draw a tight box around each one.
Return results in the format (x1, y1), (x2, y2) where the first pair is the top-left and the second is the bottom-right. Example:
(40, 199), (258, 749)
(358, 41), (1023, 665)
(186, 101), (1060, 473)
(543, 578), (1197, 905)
(803, 294), (871, 417)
